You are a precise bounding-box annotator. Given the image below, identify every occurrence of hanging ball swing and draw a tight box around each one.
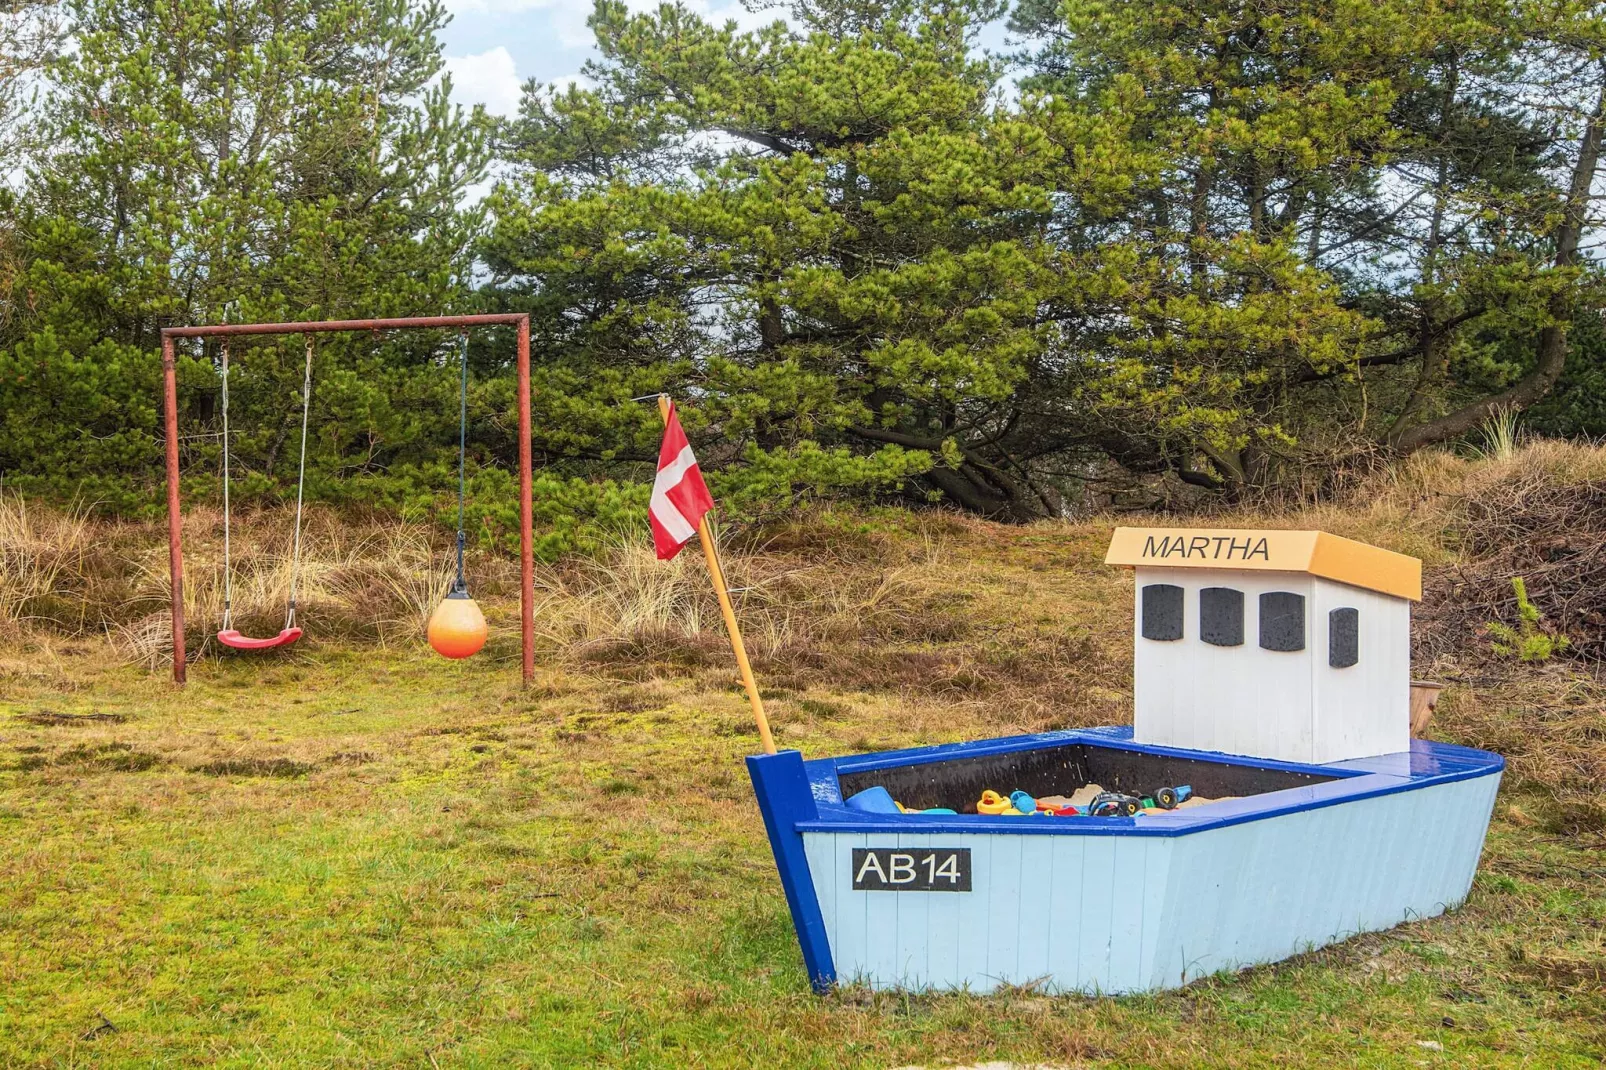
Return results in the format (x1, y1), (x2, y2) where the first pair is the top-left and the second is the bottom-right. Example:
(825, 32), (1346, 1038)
(428, 579), (487, 659)
(429, 331), (488, 659)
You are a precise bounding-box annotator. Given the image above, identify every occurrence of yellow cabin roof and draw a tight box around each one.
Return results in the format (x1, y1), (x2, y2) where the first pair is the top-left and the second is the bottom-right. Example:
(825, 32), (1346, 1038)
(1104, 528), (1422, 602)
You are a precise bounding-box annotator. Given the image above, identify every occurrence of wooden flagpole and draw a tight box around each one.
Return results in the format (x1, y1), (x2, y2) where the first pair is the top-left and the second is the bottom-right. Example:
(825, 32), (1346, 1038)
(658, 395), (777, 755)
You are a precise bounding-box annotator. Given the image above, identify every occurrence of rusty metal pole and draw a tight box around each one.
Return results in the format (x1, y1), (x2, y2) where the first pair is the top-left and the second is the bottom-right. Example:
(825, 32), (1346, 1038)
(162, 335), (187, 685)
(162, 313), (532, 338)
(517, 316), (534, 686)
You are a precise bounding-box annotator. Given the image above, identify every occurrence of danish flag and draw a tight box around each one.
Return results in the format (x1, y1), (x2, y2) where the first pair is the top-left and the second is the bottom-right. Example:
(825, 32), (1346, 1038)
(650, 399), (715, 560)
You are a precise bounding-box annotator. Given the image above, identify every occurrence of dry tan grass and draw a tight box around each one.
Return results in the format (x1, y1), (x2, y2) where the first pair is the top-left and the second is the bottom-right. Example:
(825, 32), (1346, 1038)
(535, 540), (725, 649)
(1438, 671), (1606, 832)
(528, 525), (1002, 692)
(8, 440), (1606, 831)
(9, 504), (479, 665)
(0, 492), (93, 629)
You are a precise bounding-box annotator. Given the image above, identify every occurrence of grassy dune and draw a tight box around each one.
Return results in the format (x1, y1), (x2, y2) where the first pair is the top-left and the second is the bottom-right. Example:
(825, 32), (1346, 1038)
(1, 447), (1603, 1066)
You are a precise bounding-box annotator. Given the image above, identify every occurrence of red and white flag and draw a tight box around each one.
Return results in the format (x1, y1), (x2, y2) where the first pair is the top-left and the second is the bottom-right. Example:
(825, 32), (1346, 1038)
(650, 399), (715, 560)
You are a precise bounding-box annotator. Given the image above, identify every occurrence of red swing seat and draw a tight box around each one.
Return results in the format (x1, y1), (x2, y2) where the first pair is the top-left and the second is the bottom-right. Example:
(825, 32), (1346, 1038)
(213, 334), (314, 658)
(217, 627), (303, 651)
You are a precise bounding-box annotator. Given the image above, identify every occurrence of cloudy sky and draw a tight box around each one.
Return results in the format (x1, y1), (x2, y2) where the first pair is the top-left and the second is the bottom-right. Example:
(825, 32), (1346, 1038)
(436, 0), (776, 119)
(435, 1), (1015, 120)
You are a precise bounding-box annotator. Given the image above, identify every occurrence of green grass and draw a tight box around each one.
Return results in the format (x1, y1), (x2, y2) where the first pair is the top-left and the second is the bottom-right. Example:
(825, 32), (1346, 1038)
(0, 508), (1603, 1067)
(0, 648), (1600, 1067)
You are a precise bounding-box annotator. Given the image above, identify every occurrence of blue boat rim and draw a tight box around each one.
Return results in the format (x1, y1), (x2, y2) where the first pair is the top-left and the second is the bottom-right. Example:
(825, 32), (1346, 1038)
(794, 726), (1505, 838)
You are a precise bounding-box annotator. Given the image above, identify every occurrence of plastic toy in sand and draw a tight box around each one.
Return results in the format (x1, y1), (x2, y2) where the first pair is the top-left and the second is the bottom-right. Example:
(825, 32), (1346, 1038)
(843, 786), (900, 814)
(855, 781), (1217, 821)
(977, 789), (1025, 815)
(1155, 785), (1193, 810)
(1089, 791), (1143, 817)
(973, 789), (1082, 816)
(845, 786), (956, 814)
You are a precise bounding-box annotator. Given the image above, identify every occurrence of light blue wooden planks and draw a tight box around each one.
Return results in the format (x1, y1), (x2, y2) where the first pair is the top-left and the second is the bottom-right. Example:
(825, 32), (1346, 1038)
(801, 771), (1501, 993)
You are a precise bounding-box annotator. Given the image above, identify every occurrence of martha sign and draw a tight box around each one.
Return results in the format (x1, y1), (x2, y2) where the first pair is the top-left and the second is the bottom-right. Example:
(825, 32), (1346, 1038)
(1103, 527), (1423, 602)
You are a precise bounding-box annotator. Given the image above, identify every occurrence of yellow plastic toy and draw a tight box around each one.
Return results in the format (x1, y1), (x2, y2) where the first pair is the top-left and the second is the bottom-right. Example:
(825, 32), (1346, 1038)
(977, 789), (1010, 814)
(977, 789), (1033, 815)
(896, 801), (958, 815)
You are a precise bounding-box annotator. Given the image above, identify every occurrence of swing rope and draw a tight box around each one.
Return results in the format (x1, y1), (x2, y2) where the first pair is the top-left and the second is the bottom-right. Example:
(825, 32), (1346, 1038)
(220, 340), (233, 632)
(213, 332), (313, 649)
(285, 335), (314, 630)
(453, 330), (469, 596)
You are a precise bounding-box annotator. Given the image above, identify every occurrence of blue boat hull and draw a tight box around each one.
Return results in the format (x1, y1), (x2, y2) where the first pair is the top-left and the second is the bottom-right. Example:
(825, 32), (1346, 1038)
(748, 728), (1503, 994)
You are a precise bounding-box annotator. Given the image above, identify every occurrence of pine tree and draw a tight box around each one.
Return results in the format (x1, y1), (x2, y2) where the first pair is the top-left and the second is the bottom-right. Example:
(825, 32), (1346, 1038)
(1015, 0), (1606, 490)
(1, 0), (491, 507)
(483, 0), (1138, 518)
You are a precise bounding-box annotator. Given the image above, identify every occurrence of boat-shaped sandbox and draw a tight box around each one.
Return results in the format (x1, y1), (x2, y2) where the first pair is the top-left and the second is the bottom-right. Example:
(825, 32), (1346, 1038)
(749, 727), (1502, 994)
(746, 527), (1503, 995)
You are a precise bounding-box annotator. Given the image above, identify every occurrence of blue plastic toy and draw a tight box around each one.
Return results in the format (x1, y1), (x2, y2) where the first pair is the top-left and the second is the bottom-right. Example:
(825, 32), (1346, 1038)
(844, 786), (901, 814)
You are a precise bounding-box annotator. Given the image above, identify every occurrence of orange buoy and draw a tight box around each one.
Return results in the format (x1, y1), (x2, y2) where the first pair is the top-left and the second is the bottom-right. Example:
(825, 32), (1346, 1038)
(428, 591), (487, 659)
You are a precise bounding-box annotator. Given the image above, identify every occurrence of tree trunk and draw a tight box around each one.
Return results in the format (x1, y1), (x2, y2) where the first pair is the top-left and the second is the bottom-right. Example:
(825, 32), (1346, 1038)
(850, 424), (1049, 521)
(1385, 319), (1446, 444)
(1189, 162), (1211, 295)
(1188, 88), (1219, 297)
(1247, 162), (1266, 241)
(920, 463), (1045, 522)
(759, 295), (784, 350)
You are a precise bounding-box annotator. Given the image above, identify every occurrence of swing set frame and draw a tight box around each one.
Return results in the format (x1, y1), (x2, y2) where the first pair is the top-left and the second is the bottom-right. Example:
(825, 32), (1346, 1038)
(160, 314), (535, 687)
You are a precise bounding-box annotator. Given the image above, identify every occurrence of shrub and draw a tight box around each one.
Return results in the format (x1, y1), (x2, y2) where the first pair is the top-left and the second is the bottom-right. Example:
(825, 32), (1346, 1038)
(1486, 576), (1570, 662)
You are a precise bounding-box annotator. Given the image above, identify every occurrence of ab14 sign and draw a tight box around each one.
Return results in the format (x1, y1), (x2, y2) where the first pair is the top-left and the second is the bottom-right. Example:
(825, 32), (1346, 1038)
(851, 848), (972, 891)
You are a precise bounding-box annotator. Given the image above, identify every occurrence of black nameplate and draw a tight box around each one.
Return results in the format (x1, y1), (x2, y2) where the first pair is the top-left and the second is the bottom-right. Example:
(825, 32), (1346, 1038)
(851, 848), (972, 892)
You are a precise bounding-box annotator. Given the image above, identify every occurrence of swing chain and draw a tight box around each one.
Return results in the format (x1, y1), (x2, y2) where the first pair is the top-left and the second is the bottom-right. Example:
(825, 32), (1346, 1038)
(285, 334), (314, 630)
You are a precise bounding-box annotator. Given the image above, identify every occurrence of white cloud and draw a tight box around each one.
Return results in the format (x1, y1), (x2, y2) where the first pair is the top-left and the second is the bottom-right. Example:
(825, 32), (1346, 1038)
(546, 71), (597, 94)
(441, 46), (524, 117)
(436, 1), (784, 121)
(439, 0), (597, 48)
(444, 0), (776, 50)
(460, 161), (508, 207)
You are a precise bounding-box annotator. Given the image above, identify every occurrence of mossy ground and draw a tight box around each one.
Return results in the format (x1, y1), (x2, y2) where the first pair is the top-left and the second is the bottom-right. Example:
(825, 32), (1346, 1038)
(1, 509), (1602, 1068)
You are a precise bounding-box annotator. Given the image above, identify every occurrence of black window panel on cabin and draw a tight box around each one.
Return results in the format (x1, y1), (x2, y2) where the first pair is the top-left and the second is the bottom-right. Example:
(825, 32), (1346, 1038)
(1141, 584), (1184, 641)
(1259, 592), (1306, 651)
(1199, 587), (1244, 646)
(1329, 607), (1360, 668)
